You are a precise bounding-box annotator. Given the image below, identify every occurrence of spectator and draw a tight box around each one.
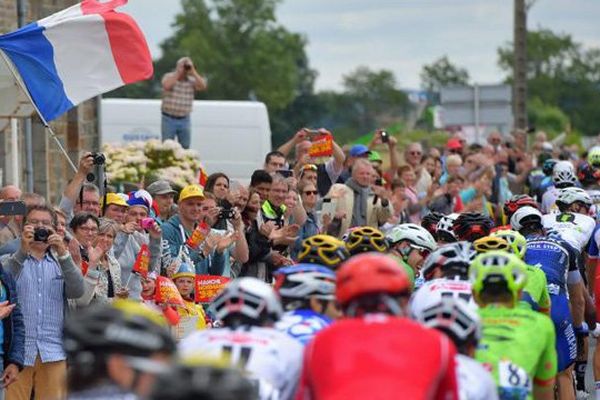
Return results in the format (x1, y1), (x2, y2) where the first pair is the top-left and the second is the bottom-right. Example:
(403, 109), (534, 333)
(0, 193), (46, 258)
(429, 176), (465, 214)
(404, 142), (432, 195)
(204, 172), (232, 230)
(324, 159), (392, 236)
(440, 154), (463, 185)
(227, 181), (249, 212)
(290, 182), (320, 259)
(487, 131), (503, 153)
(241, 190), (261, 229)
(161, 57), (207, 149)
(249, 170), (272, 202)
(69, 212), (100, 270)
(445, 137), (463, 157)
(5, 205), (83, 400)
(101, 193), (129, 224)
(337, 144), (370, 183)
(171, 262), (206, 333)
(384, 179), (410, 227)
(146, 180), (177, 222)
(397, 165), (421, 224)
(0, 260), (24, 398)
(0, 185), (22, 247)
(298, 164), (318, 189)
(263, 151), (286, 174)
(59, 153), (99, 221)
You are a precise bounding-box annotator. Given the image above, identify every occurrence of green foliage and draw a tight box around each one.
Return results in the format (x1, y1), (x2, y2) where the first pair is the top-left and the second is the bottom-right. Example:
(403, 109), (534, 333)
(420, 56), (470, 92)
(497, 28), (600, 136)
(527, 97), (569, 134)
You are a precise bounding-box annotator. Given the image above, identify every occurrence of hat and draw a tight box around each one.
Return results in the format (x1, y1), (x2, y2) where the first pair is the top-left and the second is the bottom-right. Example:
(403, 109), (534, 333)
(368, 150), (382, 162)
(172, 262), (195, 280)
(127, 189), (153, 209)
(446, 138), (463, 150)
(147, 180), (175, 196)
(542, 142), (553, 152)
(179, 184), (204, 202)
(349, 144), (370, 158)
(103, 193), (129, 208)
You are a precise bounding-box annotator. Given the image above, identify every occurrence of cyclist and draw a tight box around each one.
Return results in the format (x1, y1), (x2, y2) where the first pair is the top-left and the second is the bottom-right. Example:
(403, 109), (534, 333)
(436, 213), (459, 244)
(410, 295), (498, 400)
(470, 251), (557, 400)
(342, 226), (388, 255)
(179, 277), (303, 400)
(500, 194), (539, 231)
(296, 253), (459, 399)
(296, 234), (350, 269)
(64, 300), (176, 400)
(534, 158), (558, 202)
(453, 212), (494, 242)
(541, 160), (578, 213)
(273, 264), (338, 345)
(385, 223), (437, 285)
(421, 211), (444, 240)
(511, 206), (585, 399)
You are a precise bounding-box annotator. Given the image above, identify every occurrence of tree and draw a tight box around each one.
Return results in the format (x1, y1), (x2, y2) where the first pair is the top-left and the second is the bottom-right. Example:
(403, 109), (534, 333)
(420, 56), (469, 92)
(498, 28), (600, 135)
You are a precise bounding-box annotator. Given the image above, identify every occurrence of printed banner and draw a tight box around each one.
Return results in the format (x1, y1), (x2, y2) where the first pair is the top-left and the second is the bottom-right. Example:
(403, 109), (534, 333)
(309, 134), (333, 157)
(132, 244), (150, 278)
(195, 275), (230, 303)
(186, 221), (210, 249)
(155, 276), (185, 307)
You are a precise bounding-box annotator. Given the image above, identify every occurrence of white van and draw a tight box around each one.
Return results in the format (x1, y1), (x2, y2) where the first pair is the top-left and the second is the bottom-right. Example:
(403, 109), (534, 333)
(100, 98), (272, 181)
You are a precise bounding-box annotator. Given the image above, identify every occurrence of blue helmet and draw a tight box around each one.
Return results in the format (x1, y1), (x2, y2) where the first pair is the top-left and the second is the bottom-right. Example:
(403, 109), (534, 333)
(274, 264), (336, 301)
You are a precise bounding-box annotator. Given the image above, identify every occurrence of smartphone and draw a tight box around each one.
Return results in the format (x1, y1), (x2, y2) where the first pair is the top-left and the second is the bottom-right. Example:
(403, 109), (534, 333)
(0, 201), (26, 217)
(380, 131), (389, 143)
(320, 198), (338, 224)
(140, 217), (155, 230)
(277, 169), (294, 178)
(303, 129), (320, 139)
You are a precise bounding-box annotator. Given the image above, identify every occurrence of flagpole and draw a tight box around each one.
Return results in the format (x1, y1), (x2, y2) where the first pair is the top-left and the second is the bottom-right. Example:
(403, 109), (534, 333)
(0, 50), (77, 173)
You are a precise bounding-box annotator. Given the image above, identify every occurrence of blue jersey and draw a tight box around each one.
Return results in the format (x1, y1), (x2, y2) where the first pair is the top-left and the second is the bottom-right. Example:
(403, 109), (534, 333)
(524, 234), (580, 295)
(275, 309), (332, 346)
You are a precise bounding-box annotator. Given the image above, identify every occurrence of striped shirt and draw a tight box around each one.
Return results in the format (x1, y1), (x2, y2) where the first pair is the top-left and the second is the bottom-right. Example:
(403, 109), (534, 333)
(161, 76), (195, 117)
(15, 254), (66, 366)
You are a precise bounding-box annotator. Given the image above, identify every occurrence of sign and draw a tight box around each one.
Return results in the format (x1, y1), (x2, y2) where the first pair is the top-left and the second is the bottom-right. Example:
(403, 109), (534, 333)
(155, 276), (185, 307)
(308, 134), (333, 158)
(186, 221), (210, 250)
(132, 244), (150, 279)
(195, 275), (230, 303)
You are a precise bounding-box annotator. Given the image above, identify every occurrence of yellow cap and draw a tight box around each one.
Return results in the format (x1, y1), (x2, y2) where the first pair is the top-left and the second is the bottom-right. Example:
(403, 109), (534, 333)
(103, 193), (129, 208)
(179, 184), (204, 202)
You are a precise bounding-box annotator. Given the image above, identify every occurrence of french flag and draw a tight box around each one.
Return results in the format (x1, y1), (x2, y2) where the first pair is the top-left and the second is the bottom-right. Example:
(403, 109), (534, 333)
(0, 0), (152, 122)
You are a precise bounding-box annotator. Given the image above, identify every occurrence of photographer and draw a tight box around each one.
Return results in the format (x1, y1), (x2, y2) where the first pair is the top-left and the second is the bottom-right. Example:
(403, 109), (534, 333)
(4, 205), (83, 400)
(161, 57), (207, 149)
(59, 152), (102, 223)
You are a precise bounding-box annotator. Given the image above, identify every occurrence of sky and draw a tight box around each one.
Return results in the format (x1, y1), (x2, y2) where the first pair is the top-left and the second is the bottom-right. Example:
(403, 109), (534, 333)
(121, 0), (600, 91)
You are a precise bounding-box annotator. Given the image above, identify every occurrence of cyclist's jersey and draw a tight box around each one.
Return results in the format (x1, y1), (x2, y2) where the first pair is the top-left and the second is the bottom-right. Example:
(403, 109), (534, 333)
(296, 314), (459, 400)
(275, 309), (332, 346)
(524, 235), (581, 295)
(535, 176), (553, 202)
(541, 212), (595, 251)
(520, 263), (551, 314)
(456, 354), (499, 400)
(476, 305), (557, 399)
(180, 326), (303, 400)
(541, 186), (560, 213)
(411, 278), (475, 308)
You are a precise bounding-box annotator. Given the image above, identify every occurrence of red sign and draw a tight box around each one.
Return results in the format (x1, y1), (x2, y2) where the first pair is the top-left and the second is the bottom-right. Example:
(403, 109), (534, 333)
(155, 276), (185, 307)
(132, 244), (150, 279)
(186, 221), (210, 250)
(195, 275), (230, 303)
(308, 134), (333, 157)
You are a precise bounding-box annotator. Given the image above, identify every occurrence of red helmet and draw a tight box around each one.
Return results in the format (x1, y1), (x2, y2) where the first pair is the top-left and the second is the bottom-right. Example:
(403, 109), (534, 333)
(336, 253), (410, 306)
(503, 195), (539, 219)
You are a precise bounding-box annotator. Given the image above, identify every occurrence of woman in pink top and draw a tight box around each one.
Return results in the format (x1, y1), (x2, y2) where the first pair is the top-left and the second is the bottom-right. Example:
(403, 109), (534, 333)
(398, 165), (421, 224)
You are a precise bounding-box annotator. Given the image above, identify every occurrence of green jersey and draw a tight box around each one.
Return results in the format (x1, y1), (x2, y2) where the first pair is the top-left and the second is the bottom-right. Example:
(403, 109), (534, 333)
(476, 305), (556, 400)
(519, 264), (551, 313)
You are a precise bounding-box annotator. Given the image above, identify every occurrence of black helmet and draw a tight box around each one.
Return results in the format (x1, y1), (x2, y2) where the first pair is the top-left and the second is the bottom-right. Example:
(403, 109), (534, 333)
(149, 362), (257, 400)
(453, 213), (493, 242)
(421, 212), (444, 239)
(64, 300), (176, 361)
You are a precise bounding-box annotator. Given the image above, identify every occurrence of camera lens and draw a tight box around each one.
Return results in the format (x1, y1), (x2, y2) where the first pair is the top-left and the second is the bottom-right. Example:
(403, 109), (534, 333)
(92, 153), (106, 166)
(34, 227), (49, 242)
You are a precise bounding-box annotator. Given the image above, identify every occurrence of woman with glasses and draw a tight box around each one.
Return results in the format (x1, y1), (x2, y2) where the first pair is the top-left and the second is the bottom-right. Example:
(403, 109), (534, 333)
(69, 212), (100, 267)
(205, 172), (233, 230)
(290, 183), (321, 260)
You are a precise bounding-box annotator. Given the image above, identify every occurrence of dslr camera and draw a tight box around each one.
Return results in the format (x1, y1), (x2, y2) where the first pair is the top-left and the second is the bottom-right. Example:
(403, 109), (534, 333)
(218, 208), (236, 220)
(33, 227), (50, 243)
(90, 152), (105, 166)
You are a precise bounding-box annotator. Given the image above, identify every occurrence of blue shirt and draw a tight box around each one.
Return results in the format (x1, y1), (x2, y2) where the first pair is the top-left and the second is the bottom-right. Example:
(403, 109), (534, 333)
(0, 281), (6, 356)
(14, 253), (66, 366)
(275, 309), (332, 345)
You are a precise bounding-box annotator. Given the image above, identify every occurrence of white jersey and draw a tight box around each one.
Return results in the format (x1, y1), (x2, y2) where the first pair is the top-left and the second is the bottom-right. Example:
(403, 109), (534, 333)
(541, 186), (560, 213)
(456, 354), (499, 400)
(541, 212), (596, 251)
(180, 326), (303, 400)
(411, 278), (476, 314)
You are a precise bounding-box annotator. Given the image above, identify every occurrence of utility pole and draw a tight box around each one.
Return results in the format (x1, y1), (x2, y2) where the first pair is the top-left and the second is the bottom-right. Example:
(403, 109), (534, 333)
(513, 0), (528, 130)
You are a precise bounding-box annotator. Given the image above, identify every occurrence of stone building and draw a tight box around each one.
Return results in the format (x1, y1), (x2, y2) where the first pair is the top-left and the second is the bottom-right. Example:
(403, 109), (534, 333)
(0, 0), (99, 203)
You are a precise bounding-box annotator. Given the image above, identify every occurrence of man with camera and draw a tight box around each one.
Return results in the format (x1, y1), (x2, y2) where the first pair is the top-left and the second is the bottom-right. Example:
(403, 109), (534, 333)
(161, 57), (207, 149)
(59, 152), (102, 222)
(4, 205), (83, 400)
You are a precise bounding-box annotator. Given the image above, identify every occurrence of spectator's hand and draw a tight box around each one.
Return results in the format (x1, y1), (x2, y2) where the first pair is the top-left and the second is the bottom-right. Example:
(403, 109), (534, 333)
(207, 206), (220, 221)
(322, 211), (346, 233)
(371, 185), (391, 200)
(166, 259), (179, 278)
(122, 222), (137, 234)
(115, 287), (129, 299)
(68, 238), (82, 267)
(271, 251), (293, 266)
(232, 208), (244, 230)
(1, 363), (18, 388)
(259, 221), (276, 238)
(147, 220), (162, 239)
(202, 234), (219, 256)
(0, 301), (15, 320)
(216, 232), (238, 253)
(317, 128), (332, 137)
(285, 176), (298, 190)
(88, 245), (104, 267)
(48, 232), (68, 257)
(294, 129), (308, 143)
(329, 186), (347, 199)
(270, 224), (299, 246)
(21, 225), (34, 253)
(78, 152), (94, 176)
(386, 134), (398, 147)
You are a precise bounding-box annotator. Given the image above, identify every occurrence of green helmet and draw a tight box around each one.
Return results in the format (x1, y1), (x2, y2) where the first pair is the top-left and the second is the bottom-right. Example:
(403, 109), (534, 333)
(470, 251), (527, 304)
(490, 230), (527, 259)
(588, 146), (600, 167)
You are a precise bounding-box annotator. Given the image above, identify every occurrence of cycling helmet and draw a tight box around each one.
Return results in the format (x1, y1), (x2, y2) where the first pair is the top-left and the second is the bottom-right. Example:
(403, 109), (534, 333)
(297, 234), (350, 269)
(410, 295), (481, 346)
(556, 187), (592, 208)
(210, 278), (283, 325)
(542, 158), (558, 176)
(436, 213), (459, 243)
(274, 264), (336, 306)
(577, 162), (600, 186)
(473, 236), (510, 253)
(421, 212), (444, 238)
(64, 300), (176, 363)
(386, 223), (437, 251)
(343, 226), (388, 255)
(470, 251), (528, 304)
(420, 241), (475, 281)
(588, 146), (600, 167)
(490, 229), (527, 259)
(503, 194), (539, 219)
(336, 253), (410, 308)
(453, 213), (494, 242)
(552, 160), (577, 188)
(509, 206), (543, 232)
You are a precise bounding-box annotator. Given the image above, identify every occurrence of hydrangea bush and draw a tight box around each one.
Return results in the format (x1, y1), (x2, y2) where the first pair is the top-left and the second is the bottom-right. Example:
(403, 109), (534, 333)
(103, 139), (203, 189)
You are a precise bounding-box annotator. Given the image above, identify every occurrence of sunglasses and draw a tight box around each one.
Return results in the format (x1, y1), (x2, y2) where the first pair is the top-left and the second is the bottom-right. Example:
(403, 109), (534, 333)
(303, 190), (318, 196)
(449, 149), (462, 154)
(410, 245), (430, 258)
(409, 151), (422, 156)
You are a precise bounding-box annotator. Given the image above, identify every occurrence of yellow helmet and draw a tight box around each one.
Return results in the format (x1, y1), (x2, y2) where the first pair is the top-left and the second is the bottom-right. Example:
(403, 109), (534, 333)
(343, 226), (388, 255)
(490, 229), (527, 259)
(473, 236), (510, 254)
(297, 234), (350, 269)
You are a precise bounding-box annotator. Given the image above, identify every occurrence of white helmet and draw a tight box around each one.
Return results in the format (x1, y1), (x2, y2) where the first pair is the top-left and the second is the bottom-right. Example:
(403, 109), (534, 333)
(420, 241), (475, 280)
(556, 187), (592, 207)
(552, 161), (577, 187)
(211, 278), (283, 325)
(410, 292), (481, 344)
(510, 206), (543, 231)
(436, 213), (459, 242)
(385, 223), (437, 251)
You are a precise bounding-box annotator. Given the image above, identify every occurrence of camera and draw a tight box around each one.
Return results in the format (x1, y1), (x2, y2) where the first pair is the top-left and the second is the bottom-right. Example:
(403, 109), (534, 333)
(90, 152), (105, 166)
(380, 131), (389, 143)
(218, 208), (236, 220)
(33, 227), (50, 242)
(375, 177), (384, 186)
(140, 217), (155, 230)
(184, 64), (192, 71)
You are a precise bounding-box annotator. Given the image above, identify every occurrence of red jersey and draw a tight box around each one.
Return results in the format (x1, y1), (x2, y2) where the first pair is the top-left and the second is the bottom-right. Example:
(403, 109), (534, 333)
(295, 314), (459, 400)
